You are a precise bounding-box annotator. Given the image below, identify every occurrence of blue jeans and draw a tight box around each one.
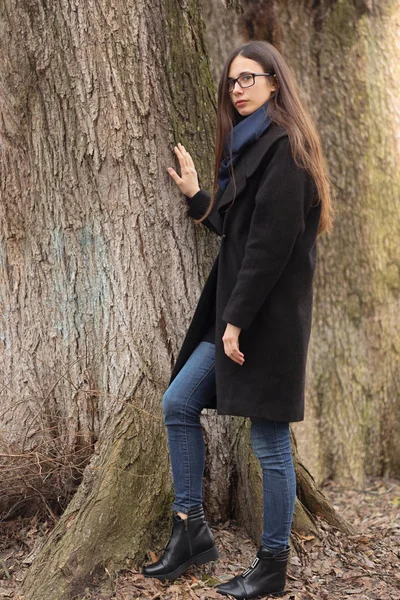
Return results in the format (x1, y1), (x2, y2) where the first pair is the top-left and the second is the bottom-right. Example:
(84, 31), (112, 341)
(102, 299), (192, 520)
(162, 341), (296, 553)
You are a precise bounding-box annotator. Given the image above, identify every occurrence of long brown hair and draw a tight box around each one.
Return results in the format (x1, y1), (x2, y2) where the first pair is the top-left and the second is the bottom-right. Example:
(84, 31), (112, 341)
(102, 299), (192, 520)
(195, 41), (333, 234)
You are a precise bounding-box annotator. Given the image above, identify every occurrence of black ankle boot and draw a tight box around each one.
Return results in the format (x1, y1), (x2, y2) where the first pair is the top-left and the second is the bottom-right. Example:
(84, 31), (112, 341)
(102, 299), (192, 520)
(215, 546), (290, 599)
(142, 506), (219, 581)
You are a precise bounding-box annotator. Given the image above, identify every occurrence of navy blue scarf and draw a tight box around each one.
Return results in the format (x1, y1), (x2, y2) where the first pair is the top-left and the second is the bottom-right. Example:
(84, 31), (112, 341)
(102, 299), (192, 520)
(217, 100), (272, 191)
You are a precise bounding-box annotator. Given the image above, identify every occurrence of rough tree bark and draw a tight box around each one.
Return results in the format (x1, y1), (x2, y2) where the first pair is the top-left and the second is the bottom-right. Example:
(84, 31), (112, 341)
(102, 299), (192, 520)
(0, 0), (226, 597)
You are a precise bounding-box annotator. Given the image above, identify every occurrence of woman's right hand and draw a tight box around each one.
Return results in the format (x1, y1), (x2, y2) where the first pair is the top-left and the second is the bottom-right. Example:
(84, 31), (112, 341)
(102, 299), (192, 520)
(167, 143), (200, 198)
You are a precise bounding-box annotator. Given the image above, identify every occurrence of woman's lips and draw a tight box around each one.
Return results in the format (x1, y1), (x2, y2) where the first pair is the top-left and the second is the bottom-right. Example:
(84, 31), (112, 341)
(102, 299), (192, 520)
(236, 100), (247, 106)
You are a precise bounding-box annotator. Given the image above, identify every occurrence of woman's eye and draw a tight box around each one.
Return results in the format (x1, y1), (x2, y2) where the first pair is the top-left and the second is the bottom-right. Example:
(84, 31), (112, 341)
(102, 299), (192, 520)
(241, 75), (252, 82)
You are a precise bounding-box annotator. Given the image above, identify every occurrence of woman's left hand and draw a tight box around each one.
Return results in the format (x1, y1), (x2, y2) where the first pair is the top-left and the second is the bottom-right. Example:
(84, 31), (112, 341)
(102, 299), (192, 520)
(222, 323), (244, 365)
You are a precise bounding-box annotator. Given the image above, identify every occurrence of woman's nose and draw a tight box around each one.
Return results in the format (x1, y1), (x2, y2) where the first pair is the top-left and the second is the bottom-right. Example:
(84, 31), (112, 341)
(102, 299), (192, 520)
(233, 82), (243, 93)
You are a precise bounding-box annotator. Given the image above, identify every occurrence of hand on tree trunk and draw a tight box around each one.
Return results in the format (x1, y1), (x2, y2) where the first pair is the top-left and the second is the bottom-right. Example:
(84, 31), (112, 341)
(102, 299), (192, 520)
(167, 143), (200, 198)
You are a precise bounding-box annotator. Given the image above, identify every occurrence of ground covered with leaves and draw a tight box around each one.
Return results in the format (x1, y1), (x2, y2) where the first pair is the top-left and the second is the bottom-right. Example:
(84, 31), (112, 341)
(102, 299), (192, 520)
(0, 477), (399, 599)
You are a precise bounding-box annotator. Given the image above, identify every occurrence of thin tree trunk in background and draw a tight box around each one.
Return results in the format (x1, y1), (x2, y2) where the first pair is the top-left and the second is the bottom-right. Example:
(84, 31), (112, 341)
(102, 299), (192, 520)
(202, 0), (243, 81)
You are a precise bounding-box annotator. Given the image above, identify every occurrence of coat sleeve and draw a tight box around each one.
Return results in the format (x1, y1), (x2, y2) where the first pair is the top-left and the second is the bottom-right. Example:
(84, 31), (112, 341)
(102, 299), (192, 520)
(222, 136), (314, 331)
(185, 189), (223, 236)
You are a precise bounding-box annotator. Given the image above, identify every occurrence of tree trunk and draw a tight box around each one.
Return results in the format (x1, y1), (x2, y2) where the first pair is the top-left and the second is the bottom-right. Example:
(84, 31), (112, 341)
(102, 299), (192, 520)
(202, 0), (243, 82)
(0, 0), (225, 597)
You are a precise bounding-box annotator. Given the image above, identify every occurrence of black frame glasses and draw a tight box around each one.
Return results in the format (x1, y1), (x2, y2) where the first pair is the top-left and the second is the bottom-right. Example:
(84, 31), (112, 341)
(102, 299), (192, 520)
(227, 72), (275, 94)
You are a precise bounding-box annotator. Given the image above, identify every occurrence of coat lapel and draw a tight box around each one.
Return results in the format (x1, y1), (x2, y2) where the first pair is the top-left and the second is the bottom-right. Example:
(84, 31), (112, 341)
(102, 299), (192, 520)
(217, 123), (288, 214)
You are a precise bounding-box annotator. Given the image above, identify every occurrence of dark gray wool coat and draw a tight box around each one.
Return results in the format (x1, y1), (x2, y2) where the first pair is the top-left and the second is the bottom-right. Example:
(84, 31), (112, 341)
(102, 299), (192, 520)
(169, 122), (321, 422)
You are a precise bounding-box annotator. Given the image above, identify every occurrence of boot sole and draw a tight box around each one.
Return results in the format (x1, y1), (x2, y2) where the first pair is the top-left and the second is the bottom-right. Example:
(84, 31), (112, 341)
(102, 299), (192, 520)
(144, 545), (219, 582)
(216, 588), (285, 599)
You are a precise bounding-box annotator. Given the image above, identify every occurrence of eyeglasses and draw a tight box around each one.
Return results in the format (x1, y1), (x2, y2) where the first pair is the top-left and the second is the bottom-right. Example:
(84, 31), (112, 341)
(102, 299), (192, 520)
(227, 72), (275, 94)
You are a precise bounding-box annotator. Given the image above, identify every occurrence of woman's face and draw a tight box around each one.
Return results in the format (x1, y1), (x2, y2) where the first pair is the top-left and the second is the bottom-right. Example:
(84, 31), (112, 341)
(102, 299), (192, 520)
(228, 55), (276, 117)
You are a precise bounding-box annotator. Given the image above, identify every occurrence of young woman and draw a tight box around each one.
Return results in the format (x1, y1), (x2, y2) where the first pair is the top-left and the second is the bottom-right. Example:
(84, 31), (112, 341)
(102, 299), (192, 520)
(143, 40), (333, 599)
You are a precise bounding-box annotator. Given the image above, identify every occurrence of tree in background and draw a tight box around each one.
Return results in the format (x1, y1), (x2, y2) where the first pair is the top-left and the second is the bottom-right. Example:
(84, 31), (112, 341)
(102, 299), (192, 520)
(201, 0), (400, 546)
(238, 0), (400, 486)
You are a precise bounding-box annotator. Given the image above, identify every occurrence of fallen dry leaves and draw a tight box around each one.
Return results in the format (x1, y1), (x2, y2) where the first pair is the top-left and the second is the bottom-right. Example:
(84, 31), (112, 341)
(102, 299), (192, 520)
(0, 476), (399, 599)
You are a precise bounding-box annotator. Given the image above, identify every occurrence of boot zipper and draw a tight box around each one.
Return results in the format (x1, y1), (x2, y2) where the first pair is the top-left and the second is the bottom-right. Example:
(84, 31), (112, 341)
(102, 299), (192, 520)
(242, 557), (260, 578)
(185, 518), (192, 555)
